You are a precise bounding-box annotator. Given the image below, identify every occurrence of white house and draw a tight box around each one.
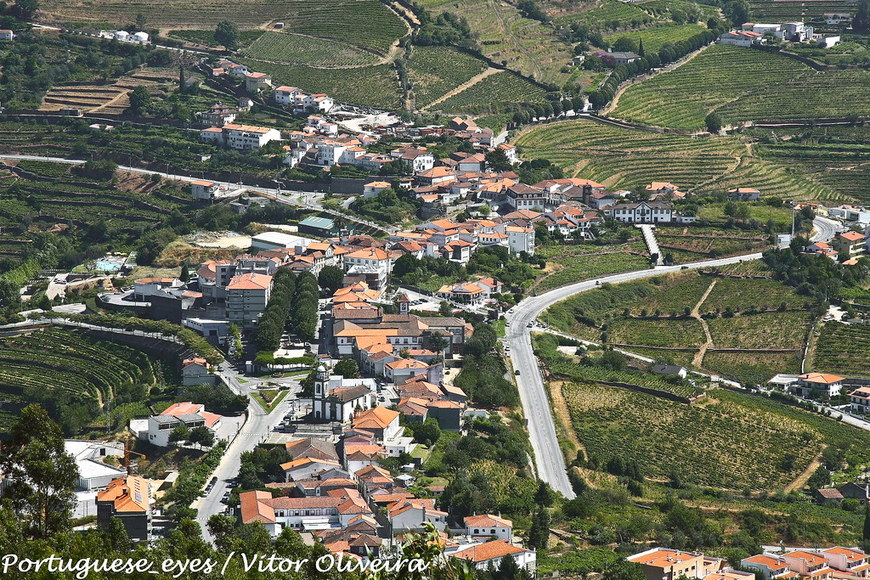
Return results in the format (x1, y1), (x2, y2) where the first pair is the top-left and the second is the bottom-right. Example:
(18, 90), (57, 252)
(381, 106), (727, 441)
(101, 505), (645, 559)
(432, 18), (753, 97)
(605, 201), (673, 224)
(343, 247), (391, 289)
(311, 365), (376, 422)
(719, 30), (765, 46)
(791, 372), (845, 398)
(191, 180), (220, 200)
(225, 272), (273, 328)
(201, 124), (281, 151)
(505, 225), (535, 255)
(0, 30), (14, 41)
(145, 402), (223, 447)
(388, 498), (448, 532)
(450, 540), (536, 573)
(464, 514), (513, 541)
(363, 181), (391, 198)
(273, 86), (303, 106)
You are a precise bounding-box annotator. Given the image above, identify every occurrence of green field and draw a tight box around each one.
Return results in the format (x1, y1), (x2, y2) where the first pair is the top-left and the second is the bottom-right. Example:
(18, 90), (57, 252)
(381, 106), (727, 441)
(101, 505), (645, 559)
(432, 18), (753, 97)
(708, 311), (814, 350)
(703, 350), (802, 386)
(514, 118), (846, 200)
(534, 242), (650, 293)
(605, 23), (706, 53)
(552, 0), (653, 28)
(435, 70), (550, 113)
(612, 45), (870, 130)
(242, 32), (380, 67)
(406, 46), (489, 109)
(41, 0), (299, 27)
(238, 58), (401, 109)
(561, 382), (870, 489)
(0, 328), (156, 434)
(272, 0), (407, 54)
(811, 322), (870, 378)
(167, 29), (263, 48)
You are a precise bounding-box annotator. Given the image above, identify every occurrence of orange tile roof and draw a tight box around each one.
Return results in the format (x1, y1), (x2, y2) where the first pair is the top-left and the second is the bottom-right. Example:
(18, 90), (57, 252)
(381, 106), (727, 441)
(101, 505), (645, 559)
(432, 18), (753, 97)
(97, 476), (149, 513)
(823, 547), (867, 562)
(227, 272), (272, 290)
(353, 407), (399, 430)
(629, 549), (701, 568)
(453, 540), (527, 563)
(788, 551), (828, 567)
(840, 231), (866, 242)
(223, 123), (275, 134)
(800, 372), (845, 384)
(744, 555), (789, 571)
(239, 490), (276, 524)
(465, 514), (512, 528)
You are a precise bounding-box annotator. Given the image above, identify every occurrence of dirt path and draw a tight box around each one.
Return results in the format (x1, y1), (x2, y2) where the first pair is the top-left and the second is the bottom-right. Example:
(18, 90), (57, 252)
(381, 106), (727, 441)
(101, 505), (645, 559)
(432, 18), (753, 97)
(785, 446), (826, 493)
(548, 380), (585, 460)
(90, 89), (130, 113)
(691, 279), (717, 368)
(422, 67), (503, 111)
(603, 43), (712, 116)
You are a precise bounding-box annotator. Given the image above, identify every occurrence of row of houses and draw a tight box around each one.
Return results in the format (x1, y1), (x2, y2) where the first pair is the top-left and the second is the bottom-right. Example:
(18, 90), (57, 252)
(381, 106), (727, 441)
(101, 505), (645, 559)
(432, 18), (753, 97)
(718, 22), (839, 47)
(804, 231), (868, 262)
(629, 546), (870, 580)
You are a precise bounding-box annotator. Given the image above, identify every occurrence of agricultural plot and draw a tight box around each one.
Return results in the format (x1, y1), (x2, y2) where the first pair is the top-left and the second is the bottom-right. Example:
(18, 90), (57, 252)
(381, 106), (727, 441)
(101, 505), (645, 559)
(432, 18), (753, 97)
(606, 317), (707, 347)
(701, 276), (814, 313)
(612, 45), (870, 130)
(40, 86), (129, 113)
(514, 118), (854, 200)
(0, 328), (156, 434)
(405, 46), (489, 109)
(656, 231), (770, 260)
(811, 322), (870, 378)
(551, 0), (653, 28)
(605, 23), (706, 54)
(275, 0), (407, 55)
(40, 0), (298, 27)
(242, 32), (379, 67)
(420, 0), (573, 86)
(636, 0), (721, 20)
(703, 351), (802, 387)
(749, 0), (853, 21)
(707, 311), (814, 350)
(434, 70), (550, 114)
(561, 382), (870, 489)
(238, 58), (401, 109)
(694, 202), (795, 231)
(534, 246), (649, 293)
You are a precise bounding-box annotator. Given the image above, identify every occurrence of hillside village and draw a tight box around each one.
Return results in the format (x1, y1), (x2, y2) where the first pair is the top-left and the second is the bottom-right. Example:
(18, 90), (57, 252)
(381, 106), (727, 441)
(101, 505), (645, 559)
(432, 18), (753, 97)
(0, 0), (868, 576)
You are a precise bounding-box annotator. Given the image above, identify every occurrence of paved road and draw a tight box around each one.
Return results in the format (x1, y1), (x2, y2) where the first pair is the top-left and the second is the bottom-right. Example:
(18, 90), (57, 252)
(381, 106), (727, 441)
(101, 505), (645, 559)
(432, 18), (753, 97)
(193, 363), (294, 542)
(503, 214), (848, 498)
(0, 154), (395, 235)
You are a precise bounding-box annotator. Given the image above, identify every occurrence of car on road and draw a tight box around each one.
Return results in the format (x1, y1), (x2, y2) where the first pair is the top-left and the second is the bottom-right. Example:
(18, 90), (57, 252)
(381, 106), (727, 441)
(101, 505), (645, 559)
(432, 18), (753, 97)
(514, 369), (520, 375)
(681, 265), (689, 270)
(527, 323), (533, 328)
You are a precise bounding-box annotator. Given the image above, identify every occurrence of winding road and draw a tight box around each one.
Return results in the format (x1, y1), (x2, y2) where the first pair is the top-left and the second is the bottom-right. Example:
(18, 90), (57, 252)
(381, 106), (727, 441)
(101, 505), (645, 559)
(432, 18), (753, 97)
(503, 216), (842, 499)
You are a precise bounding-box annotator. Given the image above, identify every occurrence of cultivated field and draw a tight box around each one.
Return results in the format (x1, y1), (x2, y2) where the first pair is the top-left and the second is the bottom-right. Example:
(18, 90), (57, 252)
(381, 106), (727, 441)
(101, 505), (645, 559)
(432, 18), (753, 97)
(237, 58), (401, 109)
(242, 32), (381, 67)
(435, 70), (550, 113)
(604, 23), (706, 53)
(40, 0), (298, 27)
(612, 45), (870, 130)
(405, 46), (489, 109)
(703, 350), (802, 386)
(514, 118), (850, 201)
(533, 242), (650, 293)
(561, 382), (870, 489)
(811, 322), (870, 378)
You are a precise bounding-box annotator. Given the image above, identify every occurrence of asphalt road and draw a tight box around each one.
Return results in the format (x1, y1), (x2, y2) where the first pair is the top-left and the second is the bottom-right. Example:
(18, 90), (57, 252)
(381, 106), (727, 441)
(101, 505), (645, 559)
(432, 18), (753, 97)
(504, 215), (843, 499)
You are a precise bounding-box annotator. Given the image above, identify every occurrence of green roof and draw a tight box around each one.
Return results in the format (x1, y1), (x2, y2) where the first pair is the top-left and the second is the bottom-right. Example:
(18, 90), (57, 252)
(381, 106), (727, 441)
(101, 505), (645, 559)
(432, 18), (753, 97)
(299, 216), (335, 230)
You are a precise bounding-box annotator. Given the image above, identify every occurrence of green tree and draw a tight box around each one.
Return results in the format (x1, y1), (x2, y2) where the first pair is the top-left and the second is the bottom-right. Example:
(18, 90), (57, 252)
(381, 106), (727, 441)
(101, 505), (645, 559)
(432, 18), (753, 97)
(424, 330), (449, 354)
(334, 358), (359, 378)
(863, 502), (870, 541)
(169, 424), (190, 445)
(705, 111), (723, 134)
(854, 0), (870, 33)
(128, 85), (151, 115)
(724, 0), (750, 27)
(485, 148), (513, 172)
(638, 38), (645, 57)
(0, 404), (78, 538)
(534, 481), (554, 507)
(317, 265), (344, 295)
(439, 301), (453, 316)
(12, 0), (39, 19)
(215, 20), (240, 50)
(189, 426), (215, 448)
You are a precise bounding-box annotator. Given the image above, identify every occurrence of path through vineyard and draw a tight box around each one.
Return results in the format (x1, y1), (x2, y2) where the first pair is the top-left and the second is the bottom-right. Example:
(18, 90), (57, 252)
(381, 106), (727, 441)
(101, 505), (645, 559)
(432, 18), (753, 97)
(548, 380), (585, 459)
(785, 445), (826, 493)
(691, 279), (717, 368)
(421, 67), (502, 111)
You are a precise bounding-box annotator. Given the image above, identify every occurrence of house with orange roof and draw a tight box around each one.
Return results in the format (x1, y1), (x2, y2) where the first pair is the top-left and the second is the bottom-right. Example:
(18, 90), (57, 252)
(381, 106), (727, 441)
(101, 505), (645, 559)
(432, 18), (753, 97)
(834, 231), (867, 258)
(385, 357), (430, 383)
(239, 488), (366, 534)
(363, 181), (391, 198)
(741, 554), (795, 580)
(464, 514), (513, 540)
(793, 372), (846, 398)
(387, 498), (448, 532)
(225, 272), (272, 328)
(200, 123), (281, 150)
(181, 357), (214, 386)
(804, 241), (839, 260)
(145, 402), (223, 447)
(244, 71), (272, 93)
(627, 547), (724, 580)
(311, 364), (376, 423)
(719, 30), (766, 47)
(416, 166), (458, 187)
(390, 146), (435, 173)
(449, 539), (536, 573)
(820, 547), (870, 577)
(281, 457), (345, 482)
(849, 386), (870, 415)
(782, 551), (833, 579)
(190, 179), (221, 200)
(729, 187), (762, 201)
(343, 247), (391, 290)
(96, 476), (152, 541)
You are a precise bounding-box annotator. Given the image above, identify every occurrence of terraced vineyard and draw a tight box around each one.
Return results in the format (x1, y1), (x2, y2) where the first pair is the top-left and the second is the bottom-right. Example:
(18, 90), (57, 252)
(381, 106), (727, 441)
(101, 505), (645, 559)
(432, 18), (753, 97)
(0, 328), (156, 434)
(274, 0), (408, 54)
(811, 322), (870, 378)
(406, 46), (489, 109)
(561, 382), (870, 489)
(703, 351), (802, 386)
(435, 70), (550, 113)
(40, 0), (298, 27)
(515, 118), (852, 200)
(551, 0), (653, 28)
(238, 58), (401, 109)
(612, 45), (870, 130)
(0, 159), (195, 266)
(40, 86), (129, 113)
(418, 0), (573, 86)
(605, 23), (706, 53)
(708, 311), (814, 350)
(749, 0), (854, 21)
(243, 32), (379, 67)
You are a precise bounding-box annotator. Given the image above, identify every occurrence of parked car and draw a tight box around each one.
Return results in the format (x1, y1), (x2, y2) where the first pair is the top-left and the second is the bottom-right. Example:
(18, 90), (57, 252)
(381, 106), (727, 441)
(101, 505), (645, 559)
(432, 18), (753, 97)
(515, 369), (521, 375)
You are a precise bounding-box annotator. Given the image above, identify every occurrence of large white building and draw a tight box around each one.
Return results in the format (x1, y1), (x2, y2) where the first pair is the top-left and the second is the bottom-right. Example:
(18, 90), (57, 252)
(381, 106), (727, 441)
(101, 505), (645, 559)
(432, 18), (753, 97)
(311, 364), (376, 422)
(200, 124), (281, 151)
(604, 201), (674, 223)
(145, 402), (224, 447)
